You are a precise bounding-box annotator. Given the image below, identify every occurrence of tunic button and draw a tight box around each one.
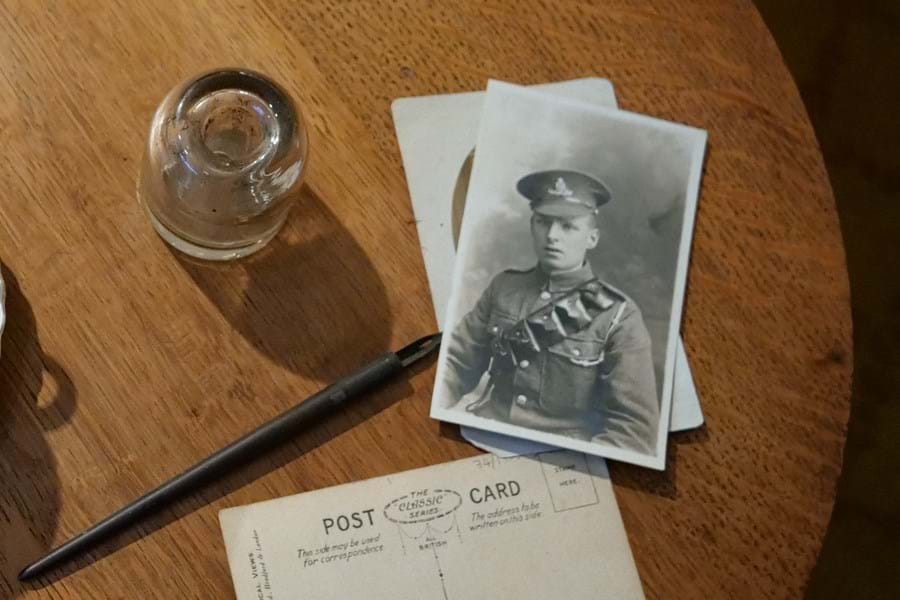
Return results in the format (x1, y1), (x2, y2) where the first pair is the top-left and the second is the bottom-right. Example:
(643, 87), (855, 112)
(519, 360), (530, 368)
(542, 315), (549, 320)
(573, 348), (582, 356)
(540, 291), (551, 300)
(491, 325), (499, 333)
(516, 394), (527, 405)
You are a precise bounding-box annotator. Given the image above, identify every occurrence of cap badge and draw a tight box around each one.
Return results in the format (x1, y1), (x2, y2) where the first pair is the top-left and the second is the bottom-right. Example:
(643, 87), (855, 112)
(548, 177), (574, 198)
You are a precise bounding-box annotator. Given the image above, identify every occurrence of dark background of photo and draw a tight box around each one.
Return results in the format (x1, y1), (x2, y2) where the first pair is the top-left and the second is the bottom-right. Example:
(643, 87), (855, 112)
(753, 1), (900, 598)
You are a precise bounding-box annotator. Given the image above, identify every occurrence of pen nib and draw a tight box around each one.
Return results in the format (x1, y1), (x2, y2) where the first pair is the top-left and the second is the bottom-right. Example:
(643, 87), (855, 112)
(396, 332), (442, 367)
(19, 563), (39, 582)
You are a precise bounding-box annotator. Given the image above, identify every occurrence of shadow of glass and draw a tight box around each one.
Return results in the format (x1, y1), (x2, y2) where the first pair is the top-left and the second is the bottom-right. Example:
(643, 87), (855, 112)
(171, 184), (393, 382)
(0, 265), (77, 597)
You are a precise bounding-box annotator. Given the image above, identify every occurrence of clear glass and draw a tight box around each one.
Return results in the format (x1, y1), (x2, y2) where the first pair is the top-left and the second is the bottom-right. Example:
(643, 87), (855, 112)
(138, 68), (308, 260)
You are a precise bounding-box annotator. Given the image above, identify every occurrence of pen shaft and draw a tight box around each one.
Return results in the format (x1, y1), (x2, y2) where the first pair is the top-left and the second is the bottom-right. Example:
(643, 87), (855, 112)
(19, 352), (403, 581)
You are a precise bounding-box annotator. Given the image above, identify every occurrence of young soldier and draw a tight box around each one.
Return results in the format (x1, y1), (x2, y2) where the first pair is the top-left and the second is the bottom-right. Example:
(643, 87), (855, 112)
(442, 170), (659, 455)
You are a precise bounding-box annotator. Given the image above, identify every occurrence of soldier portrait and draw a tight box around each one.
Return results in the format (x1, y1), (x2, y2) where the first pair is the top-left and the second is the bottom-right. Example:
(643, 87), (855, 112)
(429, 81), (706, 469)
(439, 170), (660, 455)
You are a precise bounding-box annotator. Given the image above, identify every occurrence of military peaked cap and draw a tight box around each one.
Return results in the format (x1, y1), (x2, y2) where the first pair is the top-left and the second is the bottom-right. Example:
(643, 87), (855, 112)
(516, 170), (611, 218)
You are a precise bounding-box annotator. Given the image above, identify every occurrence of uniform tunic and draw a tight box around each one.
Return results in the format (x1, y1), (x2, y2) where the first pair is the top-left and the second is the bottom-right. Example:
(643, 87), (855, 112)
(442, 262), (659, 455)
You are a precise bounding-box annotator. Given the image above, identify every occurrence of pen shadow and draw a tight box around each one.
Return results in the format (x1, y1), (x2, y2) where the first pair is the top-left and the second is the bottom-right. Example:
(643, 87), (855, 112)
(0, 265), (79, 597)
(20, 351), (437, 589)
(171, 183), (393, 382)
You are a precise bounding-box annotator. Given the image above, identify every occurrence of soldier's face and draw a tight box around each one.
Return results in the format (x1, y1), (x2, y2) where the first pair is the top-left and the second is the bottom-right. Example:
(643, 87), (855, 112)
(531, 213), (599, 272)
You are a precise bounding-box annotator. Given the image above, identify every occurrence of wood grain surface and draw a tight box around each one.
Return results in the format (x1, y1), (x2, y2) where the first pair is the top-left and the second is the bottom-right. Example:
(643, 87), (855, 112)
(0, 1), (852, 598)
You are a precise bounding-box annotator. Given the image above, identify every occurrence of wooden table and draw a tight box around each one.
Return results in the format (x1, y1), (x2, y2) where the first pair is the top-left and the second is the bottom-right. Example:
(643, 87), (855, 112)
(0, 1), (852, 598)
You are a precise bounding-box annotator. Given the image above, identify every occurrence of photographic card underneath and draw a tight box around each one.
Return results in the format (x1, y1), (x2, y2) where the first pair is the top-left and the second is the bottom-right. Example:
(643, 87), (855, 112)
(429, 81), (707, 470)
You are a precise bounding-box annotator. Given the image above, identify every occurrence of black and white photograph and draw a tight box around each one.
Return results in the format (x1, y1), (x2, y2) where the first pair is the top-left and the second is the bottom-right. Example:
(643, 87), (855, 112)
(430, 81), (707, 469)
(391, 79), (705, 460)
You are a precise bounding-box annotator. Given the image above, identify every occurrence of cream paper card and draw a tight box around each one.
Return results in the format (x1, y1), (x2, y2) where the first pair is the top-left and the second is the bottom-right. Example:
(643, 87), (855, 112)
(220, 450), (645, 599)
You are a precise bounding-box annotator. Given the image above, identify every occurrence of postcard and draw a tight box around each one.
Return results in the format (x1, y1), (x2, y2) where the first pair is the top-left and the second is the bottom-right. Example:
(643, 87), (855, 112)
(429, 81), (707, 469)
(391, 79), (703, 460)
(220, 450), (644, 599)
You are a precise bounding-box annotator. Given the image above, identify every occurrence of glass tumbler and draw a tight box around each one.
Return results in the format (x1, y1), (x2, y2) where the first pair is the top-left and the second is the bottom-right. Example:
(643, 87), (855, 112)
(138, 68), (308, 260)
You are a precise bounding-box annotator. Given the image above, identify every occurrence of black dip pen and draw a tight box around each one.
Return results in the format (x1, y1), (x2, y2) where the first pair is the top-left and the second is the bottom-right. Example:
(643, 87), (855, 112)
(18, 332), (442, 582)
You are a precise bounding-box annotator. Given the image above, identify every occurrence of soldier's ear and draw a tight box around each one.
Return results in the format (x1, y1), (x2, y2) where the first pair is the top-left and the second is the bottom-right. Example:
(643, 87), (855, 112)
(587, 227), (600, 249)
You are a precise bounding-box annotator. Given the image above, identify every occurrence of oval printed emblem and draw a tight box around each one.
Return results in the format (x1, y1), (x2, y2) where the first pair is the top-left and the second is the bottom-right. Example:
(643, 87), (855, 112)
(383, 489), (463, 524)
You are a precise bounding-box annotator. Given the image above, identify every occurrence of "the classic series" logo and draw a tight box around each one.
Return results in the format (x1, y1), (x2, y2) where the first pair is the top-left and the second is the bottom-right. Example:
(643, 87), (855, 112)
(383, 489), (463, 524)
